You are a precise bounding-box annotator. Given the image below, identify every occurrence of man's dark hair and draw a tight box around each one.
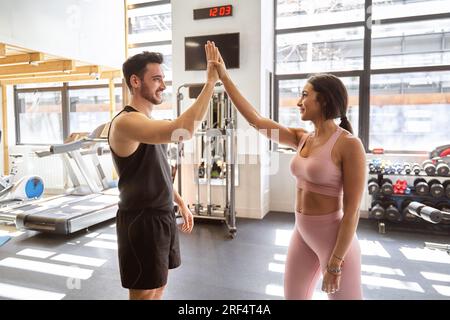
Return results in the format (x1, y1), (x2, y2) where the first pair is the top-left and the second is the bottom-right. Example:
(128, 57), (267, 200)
(122, 51), (164, 91)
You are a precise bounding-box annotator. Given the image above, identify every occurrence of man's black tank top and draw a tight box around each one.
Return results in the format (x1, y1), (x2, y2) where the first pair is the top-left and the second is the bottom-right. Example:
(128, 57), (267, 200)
(108, 106), (173, 212)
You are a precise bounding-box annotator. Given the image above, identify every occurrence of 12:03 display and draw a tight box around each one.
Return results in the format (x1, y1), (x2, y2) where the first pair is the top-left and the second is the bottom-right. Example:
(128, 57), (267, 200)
(193, 5), (233, 20)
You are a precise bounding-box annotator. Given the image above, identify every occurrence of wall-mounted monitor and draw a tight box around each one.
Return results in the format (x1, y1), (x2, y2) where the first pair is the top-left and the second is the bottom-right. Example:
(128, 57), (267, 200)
(185, 33), (239, 71)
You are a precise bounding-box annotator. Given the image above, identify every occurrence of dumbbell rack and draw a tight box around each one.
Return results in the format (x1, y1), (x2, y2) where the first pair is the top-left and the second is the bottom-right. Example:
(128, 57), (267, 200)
(368, 173), (450, 235)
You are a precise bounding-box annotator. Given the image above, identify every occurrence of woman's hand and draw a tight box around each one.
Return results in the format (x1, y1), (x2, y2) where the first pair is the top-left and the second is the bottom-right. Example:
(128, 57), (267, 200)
(212, 49), (229, 81)
(322, 268), (342, 295)
(322, 255), (343, 294)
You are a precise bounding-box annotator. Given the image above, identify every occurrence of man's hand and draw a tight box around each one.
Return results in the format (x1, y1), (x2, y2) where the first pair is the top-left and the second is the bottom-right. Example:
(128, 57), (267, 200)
(205, 41), (219, 84)
(178, 204), (194, 233)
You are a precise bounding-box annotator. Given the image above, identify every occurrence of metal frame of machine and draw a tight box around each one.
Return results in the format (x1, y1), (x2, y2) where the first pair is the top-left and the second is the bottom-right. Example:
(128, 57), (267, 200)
(176, 83), (237, 238)
(0, 123), (118, 234)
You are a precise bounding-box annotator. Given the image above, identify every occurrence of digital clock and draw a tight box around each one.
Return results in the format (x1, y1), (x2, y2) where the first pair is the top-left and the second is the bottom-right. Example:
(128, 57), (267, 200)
(193, 5), (233, 20)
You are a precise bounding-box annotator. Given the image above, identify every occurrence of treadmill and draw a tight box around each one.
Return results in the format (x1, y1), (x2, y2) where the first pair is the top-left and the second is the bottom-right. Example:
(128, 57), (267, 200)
(0, 123), (119, 235)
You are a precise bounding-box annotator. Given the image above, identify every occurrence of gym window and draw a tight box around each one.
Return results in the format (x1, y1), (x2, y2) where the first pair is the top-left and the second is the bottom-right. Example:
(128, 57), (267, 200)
(14, 80), (123, 145)
(127, 0), (174, 119)
(274, 0), (450, 153)
(15, 89), (64, 145)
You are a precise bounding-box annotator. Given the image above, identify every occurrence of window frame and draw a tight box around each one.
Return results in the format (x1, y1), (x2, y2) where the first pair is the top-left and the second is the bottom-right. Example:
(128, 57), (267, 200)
(274, 0), (450, 153)
(14, 82), (124, 145)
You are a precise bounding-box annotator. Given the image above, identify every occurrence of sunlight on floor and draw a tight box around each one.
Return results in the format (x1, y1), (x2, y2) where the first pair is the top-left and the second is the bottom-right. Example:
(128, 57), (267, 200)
(17, 248), (55, 259)
(400, 247), (450, 264)
(359, 240), (391, 258)
(0, 257), (93, 279)
(265, 284), (283, 297)
(265, 283), (328, 300)
(85, 232), (100, 238)
(432, 284), (450, 297)
(0, 282), (65, 300)
(50, 253), (107, 267)
(268, 262), (285, 273)
(84, 240), (117, 250)
(274, 229), (291, 247)
(273, 254), (286, 262)
(361, 275), (424, 293)
(361, 264), (405, 276)
(96, 234), (117, 241)
(420, 271), (450, 283)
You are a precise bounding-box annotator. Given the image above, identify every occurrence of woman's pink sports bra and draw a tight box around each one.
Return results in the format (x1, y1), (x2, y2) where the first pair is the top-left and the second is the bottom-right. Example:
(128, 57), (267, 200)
(290, 127), (344, 197)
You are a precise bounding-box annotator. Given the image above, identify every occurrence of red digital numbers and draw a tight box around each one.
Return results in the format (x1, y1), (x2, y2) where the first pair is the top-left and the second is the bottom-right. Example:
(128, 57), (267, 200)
(209, 5), (231, 17)
(209, 8), (218, 17)
(195, 5), (232, 20)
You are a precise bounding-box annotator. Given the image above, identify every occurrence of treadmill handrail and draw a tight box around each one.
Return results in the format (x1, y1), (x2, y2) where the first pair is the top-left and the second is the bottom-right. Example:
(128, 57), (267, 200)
(36, 137), (107, 157)
(49, 139), (90, 154)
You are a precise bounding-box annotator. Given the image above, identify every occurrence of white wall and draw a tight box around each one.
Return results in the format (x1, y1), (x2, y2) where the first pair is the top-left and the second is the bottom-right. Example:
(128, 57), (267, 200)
(0, 0), (125, 192)
(0, 0), (125, 68)
(259, 0), (275, 217)
(172, 0), (274, 218)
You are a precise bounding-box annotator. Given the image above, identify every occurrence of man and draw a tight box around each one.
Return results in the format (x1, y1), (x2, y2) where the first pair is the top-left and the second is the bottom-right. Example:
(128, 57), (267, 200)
(108, 41), (219, 300)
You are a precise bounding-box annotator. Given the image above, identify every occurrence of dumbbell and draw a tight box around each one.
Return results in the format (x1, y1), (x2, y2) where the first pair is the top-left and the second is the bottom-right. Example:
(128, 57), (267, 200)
(403, 199), (435, 222)
(368, 178), (380, 195)
(385, 201), (401, 222)
(436, 202), (450, 224)
(412, 163), (422, 175)
(394, 162), (403, 174)
(408, 201), (442, 224)
(420, 206), (443, 224)
(381, 178), (394, 195)
(436, 160), (450, 176)
(402, 199), (418, 222)
(428, 179), (444, 198)
(393, 179), (408, 194)
(443, 181), (450, 198)
(423, 160), (436, 176)
(385, 161), (395, 175)
(403, 162), (411, 174)
(407, 201), (425, 220)
(370, 200), (385, 220)
(414, 178), (429, 196)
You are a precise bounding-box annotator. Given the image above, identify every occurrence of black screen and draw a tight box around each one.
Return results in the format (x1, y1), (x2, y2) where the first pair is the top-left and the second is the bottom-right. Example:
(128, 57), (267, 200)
(185, 33), (239, 71)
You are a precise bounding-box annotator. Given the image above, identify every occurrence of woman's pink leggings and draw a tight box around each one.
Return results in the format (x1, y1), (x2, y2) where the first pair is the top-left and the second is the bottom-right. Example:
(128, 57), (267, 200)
(284, 209), (363, 300)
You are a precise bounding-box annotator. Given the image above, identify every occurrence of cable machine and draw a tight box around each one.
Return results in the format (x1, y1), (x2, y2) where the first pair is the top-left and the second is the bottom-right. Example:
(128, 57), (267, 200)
(176, 83), (237, 238)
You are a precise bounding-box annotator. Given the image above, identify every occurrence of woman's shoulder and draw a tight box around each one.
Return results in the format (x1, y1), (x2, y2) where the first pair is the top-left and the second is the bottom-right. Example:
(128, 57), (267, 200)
(337, 129), (365, 153)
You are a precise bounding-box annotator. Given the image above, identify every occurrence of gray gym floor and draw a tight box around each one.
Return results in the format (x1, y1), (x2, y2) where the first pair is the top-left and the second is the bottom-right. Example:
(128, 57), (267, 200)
(0, 212), (449, 300)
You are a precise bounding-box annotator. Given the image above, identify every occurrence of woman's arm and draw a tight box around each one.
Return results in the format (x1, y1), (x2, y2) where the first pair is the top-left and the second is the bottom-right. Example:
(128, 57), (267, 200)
(214, 53), (306, 149)
(329, 136), (367, 267)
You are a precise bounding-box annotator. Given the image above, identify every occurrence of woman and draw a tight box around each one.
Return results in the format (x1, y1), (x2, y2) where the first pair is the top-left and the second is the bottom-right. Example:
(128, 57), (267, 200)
(211, 52), (366, 300)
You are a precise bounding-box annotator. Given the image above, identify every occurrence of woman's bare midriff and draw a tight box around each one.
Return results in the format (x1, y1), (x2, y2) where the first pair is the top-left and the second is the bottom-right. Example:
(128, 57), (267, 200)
(296, 188), (341, 215)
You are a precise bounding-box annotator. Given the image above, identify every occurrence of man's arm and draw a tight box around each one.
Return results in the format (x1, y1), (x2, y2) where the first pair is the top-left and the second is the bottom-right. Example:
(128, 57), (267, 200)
(173, 188), (185, 209)
(114, 41), (220, 145)
(173, 188), (194, 233)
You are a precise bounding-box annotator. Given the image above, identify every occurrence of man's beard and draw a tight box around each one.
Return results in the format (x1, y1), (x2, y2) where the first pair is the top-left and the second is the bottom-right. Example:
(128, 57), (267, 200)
(140, 85), (163, 105)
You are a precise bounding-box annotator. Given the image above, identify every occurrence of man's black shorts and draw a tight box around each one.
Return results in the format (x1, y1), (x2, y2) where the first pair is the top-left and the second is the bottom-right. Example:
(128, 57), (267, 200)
(116, 208), (181, 289)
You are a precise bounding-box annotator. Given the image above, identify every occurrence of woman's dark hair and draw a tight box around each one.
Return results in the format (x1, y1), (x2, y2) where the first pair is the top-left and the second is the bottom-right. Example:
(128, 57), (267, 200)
(307, 73), (353, 134)
(122, 51), (164, 91)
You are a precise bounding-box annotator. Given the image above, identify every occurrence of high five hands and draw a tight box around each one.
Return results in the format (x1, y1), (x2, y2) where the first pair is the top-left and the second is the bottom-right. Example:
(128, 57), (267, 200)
(204, 41), (228, 82)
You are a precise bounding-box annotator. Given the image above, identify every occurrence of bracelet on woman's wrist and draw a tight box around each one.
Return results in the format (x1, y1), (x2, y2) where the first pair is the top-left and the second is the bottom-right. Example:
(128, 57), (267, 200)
(326, 265), (342, 275)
